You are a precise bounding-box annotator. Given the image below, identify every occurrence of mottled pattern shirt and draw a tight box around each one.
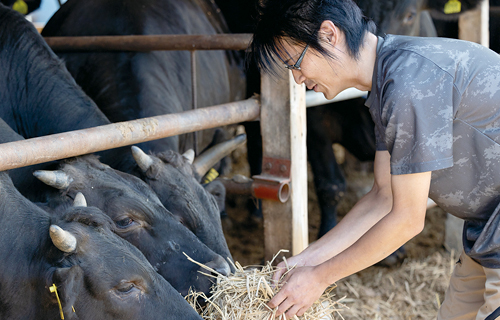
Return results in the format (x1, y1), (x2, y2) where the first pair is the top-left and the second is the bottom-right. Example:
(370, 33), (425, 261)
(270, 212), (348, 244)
(365, 35), (500, 267)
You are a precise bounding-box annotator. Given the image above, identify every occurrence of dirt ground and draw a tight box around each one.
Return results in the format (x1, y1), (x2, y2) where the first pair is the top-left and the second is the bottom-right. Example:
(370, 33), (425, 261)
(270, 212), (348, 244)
(220, 126), (452, 319)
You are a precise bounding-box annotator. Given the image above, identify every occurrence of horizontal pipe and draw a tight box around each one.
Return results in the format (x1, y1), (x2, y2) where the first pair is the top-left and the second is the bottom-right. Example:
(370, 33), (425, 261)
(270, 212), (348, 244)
(44, 34), (253, 52)
(0, 98), (260, 171)
(217, 178), (253, 196)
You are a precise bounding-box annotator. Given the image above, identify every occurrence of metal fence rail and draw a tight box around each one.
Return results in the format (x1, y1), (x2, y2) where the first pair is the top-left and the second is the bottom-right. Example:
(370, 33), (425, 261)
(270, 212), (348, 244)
(0, 98), (259, 171)
(44, 34), (252, 52)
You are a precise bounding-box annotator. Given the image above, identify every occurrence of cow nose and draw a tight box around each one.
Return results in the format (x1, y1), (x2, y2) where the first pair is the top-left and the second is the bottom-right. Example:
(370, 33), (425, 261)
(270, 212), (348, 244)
(205, 255), (231, 276)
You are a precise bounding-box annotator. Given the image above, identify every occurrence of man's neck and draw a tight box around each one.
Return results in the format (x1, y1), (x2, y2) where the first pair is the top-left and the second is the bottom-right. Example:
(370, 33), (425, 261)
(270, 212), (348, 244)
(353, 32), (378, 92)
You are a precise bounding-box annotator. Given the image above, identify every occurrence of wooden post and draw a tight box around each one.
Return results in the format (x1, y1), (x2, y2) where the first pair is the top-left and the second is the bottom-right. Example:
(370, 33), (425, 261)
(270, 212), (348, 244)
(458, 0), (489, 47)
(260, 67), (308, 263)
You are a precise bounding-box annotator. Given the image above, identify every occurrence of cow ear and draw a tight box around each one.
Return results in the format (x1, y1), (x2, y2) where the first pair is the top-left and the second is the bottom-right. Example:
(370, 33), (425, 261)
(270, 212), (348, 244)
(203, 180), (226, 216)
(52, 266), (83, 319)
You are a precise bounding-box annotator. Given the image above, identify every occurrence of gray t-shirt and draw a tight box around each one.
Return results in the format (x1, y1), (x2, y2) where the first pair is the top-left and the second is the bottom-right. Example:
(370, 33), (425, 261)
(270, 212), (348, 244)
(365, 35), (500, 268)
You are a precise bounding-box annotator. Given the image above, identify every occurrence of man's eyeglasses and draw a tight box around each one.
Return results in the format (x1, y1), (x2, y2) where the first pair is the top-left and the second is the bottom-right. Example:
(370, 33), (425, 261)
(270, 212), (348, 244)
(284, 44), (309, 71)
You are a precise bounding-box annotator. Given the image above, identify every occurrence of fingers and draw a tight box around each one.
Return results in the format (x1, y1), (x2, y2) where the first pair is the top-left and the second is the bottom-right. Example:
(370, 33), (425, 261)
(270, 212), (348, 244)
(267, 288), (286, 310)
(284, 304), (302, 319)
(271, 262), (287, 285)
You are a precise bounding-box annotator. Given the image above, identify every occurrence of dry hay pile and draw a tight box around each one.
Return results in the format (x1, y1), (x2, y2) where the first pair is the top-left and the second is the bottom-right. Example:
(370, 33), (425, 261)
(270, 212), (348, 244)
(185, 249), (454, 319)
(333, 250), (455, 319)
(185, 252), (346, 320)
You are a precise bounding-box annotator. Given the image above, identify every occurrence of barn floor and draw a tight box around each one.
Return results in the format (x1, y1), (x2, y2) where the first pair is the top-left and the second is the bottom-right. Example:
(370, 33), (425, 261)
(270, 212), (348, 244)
(222, 126), (452, 319)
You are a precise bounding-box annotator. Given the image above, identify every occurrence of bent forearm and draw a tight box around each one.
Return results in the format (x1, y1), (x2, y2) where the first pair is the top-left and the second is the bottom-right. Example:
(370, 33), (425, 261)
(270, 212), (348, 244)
(300, 185), (393, 266)
(316, 205), (425, 285)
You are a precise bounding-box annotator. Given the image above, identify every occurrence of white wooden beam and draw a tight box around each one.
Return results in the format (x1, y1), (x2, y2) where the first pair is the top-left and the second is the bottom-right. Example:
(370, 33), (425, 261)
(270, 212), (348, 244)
(459, 0), (489, 47)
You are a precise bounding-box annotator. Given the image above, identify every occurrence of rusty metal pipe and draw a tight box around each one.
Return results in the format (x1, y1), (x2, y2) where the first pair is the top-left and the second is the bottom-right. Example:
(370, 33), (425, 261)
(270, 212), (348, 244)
(44, 34), (253, 52)
(217, 178), (253, 196)
(0, 98), (260, 171)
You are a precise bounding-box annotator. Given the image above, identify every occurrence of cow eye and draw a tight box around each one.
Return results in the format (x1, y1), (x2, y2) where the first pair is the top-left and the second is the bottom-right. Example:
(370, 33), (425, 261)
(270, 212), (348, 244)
(116, 283), (136, 293)
(116, 217), (134, 228)
(403, 11), (416, 24)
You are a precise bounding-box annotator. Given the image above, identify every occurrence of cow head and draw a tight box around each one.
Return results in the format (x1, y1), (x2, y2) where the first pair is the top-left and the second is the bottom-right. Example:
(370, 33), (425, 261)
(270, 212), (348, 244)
(131, 139), (244, 265)
(356, 0), (429, 36)
(45, 193), (203, 319)
(35, 155), (230, 296)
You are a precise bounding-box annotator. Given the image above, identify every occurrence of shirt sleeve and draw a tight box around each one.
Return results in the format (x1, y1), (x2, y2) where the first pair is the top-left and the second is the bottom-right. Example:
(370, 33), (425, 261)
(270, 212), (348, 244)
(379, 51), (456, 175)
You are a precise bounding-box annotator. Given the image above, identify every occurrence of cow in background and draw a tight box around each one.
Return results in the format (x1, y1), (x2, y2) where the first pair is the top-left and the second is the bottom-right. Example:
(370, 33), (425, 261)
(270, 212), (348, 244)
(0, 171), (203, 319)
(0, 3), (233, 264)
(425, 0), (500, 54)
(41, 0), (245, 158)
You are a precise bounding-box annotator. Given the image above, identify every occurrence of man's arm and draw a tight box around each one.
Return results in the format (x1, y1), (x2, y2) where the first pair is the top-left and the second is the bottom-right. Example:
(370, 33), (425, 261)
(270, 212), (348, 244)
(271, 150), (393, 273)
(269, 150), (432, 318)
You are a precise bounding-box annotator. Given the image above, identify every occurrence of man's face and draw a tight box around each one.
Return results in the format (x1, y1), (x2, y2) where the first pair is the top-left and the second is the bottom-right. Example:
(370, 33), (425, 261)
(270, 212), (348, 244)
(279, 38), (351, 100)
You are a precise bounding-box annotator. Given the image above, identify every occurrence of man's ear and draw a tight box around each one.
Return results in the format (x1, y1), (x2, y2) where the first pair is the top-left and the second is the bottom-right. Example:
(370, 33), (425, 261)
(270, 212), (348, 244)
(52, 266), (84, 320)
(319, 20), (340, 46)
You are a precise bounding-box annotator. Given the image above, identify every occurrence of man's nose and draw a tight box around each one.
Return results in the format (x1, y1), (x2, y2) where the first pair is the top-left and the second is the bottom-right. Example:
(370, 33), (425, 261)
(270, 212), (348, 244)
(291, 69), (305, 85)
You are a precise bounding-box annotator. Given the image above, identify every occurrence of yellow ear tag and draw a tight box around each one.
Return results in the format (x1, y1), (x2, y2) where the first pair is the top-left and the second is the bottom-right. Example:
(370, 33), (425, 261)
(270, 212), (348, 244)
(49, 284), (65, 320)
(444, 0), (461, 14)
(202, 168), (219, 184)
(12, 0), (28, 15)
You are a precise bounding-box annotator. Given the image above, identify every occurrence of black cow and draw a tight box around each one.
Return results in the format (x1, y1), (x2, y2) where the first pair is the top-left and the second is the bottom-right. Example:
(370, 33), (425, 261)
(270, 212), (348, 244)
(425, 0), (500, 54)
(0, 172), (203, 319)
(34, 155), (230, 296)
(0, 3), (232, 264)
(41, 0), (245, 157)
(0, 116), (229, 296)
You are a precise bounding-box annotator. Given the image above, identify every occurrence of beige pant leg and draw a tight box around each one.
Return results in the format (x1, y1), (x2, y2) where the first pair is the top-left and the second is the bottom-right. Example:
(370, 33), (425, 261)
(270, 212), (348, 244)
(438, 252), (486, 320)
(476, 265), (500, 320)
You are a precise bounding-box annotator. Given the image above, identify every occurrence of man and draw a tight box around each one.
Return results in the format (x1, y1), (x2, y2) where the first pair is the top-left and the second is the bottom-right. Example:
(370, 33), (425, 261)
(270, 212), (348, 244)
(249, 0), (500, 319)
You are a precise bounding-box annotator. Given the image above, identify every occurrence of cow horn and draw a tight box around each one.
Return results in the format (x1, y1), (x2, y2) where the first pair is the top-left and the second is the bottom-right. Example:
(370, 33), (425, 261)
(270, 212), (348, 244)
(131, 146), (154, 172)
(33, 170), (73, 189)
(73, 192), (87, 207)
(193, 134), (247, 177)
(182, 149), (195, 164)
(49, 225), (77, 253)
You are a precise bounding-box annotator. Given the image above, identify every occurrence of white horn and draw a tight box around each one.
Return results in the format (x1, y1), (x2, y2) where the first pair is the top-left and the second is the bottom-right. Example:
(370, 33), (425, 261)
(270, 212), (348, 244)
(73, 192), (87, 207)
(131, 146), (154, 172)
(182, 149), (195, 164)
(49, 225), (77, 253)
(33, 170), (73, 189)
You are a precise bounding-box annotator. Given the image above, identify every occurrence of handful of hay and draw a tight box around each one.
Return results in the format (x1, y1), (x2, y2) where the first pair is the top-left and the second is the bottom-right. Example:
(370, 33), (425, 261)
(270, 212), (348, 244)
(185, 251), (346, 320)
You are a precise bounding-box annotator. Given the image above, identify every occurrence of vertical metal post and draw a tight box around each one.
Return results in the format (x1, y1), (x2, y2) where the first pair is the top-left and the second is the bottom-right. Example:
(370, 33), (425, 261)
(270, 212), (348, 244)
(191, 50), (199, 155)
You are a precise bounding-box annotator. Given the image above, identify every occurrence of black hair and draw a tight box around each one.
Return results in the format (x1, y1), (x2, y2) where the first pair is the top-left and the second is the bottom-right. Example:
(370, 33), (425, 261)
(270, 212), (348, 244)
(248, 0), (376, 74)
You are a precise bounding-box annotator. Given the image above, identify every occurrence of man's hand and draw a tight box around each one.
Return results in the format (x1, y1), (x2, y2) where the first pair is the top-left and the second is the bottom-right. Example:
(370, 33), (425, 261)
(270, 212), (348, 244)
(271, 254), (309, 285)
(268, 266), (329, 319)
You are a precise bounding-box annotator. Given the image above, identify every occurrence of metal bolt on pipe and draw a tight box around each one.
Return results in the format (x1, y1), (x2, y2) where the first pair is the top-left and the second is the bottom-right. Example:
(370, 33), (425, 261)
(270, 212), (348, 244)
(0, 97), (260, 171)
